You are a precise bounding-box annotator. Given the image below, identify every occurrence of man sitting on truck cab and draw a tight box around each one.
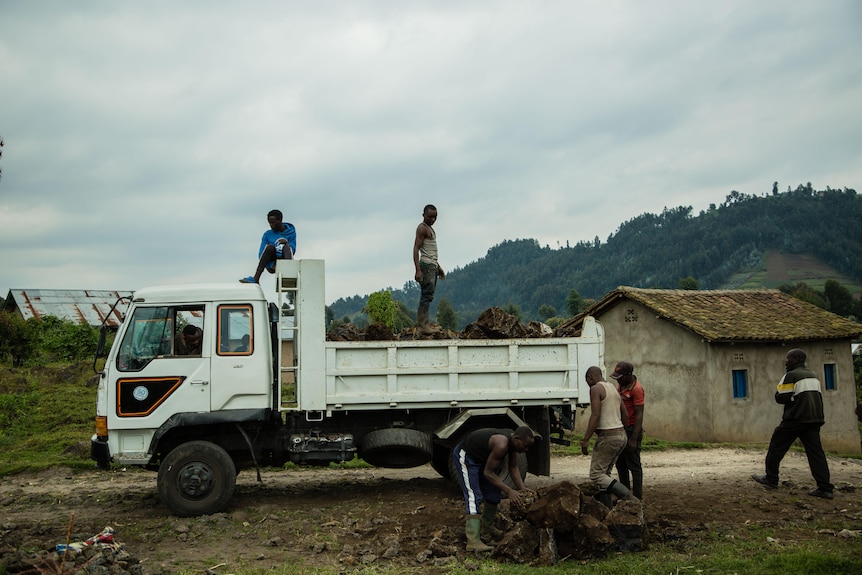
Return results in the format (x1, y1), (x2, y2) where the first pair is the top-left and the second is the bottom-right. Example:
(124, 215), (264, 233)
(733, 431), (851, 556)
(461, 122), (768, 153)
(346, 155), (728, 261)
(240, 209), (297, 284)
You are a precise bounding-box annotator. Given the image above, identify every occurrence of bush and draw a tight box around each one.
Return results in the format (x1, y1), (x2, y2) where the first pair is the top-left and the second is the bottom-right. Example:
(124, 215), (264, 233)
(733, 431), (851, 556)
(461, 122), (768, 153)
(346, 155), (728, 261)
(0, 314), (101, 366)
(0, 313), (37, 366)
(38, 316), (100, 363)
(364, 291), (397, 333)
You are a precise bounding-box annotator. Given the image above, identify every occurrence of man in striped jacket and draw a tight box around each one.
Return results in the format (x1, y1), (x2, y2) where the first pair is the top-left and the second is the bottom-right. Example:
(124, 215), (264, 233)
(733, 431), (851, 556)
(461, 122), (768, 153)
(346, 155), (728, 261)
(752, 348), (834, 499)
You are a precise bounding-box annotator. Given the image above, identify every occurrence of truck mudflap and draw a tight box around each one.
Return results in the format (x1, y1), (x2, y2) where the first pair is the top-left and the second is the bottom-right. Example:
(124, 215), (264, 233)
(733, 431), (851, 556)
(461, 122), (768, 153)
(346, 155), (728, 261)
(90, 434), (111, 470)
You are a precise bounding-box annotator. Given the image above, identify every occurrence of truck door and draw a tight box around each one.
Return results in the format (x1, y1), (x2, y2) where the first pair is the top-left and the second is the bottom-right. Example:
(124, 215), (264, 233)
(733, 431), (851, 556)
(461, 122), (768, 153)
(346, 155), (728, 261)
(112, 305), (211, 426)
(209, 303), (271, 411)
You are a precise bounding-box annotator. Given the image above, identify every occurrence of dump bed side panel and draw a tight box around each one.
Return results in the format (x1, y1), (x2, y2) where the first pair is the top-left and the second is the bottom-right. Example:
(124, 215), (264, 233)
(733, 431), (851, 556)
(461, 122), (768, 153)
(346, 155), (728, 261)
(317, 324), (602, 412)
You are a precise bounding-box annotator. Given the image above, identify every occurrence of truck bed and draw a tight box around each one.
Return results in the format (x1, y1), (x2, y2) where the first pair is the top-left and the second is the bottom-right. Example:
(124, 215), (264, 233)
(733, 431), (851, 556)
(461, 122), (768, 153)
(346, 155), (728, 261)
(327, 337), (598, 408)
(280, 310), (602, 414)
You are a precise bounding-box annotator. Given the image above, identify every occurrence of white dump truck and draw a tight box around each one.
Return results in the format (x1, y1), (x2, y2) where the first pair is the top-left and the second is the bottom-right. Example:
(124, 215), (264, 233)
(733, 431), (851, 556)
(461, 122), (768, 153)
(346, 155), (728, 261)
(90, 259), (604, 516)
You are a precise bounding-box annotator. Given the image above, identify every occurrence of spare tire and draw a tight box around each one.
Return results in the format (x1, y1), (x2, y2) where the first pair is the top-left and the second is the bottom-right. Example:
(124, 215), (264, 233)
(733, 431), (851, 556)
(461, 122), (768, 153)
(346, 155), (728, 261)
(360, 428), (433, 468)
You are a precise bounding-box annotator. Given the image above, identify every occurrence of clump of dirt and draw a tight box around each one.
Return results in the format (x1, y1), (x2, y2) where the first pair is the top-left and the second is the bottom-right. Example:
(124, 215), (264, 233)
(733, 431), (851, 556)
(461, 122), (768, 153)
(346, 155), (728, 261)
(328, 306), (569, 341)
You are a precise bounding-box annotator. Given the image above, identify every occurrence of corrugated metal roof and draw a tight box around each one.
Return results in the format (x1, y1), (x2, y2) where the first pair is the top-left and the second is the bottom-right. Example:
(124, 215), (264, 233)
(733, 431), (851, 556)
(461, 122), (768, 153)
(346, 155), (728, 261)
(561, 287), (862, 343)
(2, 289), (133, 327)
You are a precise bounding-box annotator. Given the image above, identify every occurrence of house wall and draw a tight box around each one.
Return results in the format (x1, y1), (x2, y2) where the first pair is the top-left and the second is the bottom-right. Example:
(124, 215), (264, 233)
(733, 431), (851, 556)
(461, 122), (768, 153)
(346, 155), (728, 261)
(575, 301), (860, 454)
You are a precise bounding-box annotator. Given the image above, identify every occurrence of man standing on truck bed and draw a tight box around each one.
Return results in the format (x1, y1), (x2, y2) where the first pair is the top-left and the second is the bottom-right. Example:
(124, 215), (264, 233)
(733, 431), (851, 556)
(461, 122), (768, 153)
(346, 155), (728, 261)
(452, 427), (535, 552)
(412, 204), (445, 335)
(240, 209), (296, 284)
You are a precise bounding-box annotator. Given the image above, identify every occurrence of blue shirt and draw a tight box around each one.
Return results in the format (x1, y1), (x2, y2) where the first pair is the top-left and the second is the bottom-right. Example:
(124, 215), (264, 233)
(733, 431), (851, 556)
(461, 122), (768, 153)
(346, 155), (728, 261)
(259, 222), (297, 258)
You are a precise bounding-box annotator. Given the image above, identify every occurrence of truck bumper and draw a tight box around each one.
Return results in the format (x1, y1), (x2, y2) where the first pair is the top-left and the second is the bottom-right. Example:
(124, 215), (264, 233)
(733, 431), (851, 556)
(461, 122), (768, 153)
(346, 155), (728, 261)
(90, 434), (111, 470)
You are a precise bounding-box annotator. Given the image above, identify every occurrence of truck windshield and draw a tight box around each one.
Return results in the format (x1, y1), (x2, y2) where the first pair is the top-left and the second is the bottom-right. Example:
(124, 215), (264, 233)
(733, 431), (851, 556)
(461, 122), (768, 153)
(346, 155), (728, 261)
(116, 307), (174, 371)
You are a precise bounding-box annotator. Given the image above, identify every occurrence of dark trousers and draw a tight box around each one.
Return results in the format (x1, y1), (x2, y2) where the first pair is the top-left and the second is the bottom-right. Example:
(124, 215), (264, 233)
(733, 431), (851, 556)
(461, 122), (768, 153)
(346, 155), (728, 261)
(452, 443), (501, 515)
(418, 263), (437, 308)
(615, 426), (643, 499)
(258, 243), (292, 276)
(765, 420), (833, 492)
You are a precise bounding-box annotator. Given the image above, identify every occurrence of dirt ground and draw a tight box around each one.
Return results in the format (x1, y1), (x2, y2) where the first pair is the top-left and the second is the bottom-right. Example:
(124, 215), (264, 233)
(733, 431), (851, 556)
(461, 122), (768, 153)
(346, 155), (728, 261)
(2, 448), (861, 574)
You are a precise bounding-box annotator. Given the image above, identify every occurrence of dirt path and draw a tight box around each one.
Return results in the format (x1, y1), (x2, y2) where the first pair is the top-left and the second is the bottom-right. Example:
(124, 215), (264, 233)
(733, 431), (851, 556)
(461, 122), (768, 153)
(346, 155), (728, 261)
(2, 448), (861, 573)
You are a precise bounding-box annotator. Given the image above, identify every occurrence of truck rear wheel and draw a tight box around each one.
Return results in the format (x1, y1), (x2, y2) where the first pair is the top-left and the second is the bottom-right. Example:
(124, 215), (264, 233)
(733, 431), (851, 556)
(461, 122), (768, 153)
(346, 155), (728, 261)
(430, 444), (452, 480)
(157, 440), (236, 517)
(360, 428), (433, 468)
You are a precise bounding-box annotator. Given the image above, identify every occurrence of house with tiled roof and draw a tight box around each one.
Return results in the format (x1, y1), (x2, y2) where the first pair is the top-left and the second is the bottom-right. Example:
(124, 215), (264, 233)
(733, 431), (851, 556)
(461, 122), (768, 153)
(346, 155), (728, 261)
(562, 288), (862, 453)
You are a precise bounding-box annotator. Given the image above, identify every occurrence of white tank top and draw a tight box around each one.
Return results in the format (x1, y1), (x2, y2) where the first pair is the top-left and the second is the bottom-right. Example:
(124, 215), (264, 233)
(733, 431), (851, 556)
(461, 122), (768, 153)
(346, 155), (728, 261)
(419, 224), (438, 265)
(597, 380), (624, 430)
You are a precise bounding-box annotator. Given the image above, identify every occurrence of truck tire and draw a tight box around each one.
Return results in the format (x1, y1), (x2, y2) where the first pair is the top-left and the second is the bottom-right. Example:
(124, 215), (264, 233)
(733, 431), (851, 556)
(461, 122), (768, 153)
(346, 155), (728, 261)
(360, 428), (433, 468)
(430, 444), (452, 480)
(157, 440), (236, 517)
(449, 450), (528, 494)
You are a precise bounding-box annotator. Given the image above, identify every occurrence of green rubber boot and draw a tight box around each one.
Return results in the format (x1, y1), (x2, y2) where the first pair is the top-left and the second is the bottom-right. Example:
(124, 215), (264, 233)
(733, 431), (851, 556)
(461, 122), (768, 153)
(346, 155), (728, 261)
(465, 515), (494, 552)
(480, 503), (505, 540)
(608, 479), (638, 501)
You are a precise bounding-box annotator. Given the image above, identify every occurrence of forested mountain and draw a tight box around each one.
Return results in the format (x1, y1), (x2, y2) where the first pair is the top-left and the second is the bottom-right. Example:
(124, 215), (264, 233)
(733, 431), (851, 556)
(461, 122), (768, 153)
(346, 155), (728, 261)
(328, 185), (862, 327)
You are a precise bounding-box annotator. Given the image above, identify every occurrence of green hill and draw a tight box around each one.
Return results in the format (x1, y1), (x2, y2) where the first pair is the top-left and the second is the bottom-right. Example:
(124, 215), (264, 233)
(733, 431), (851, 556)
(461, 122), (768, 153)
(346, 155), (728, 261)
(329, 185), (862, 327)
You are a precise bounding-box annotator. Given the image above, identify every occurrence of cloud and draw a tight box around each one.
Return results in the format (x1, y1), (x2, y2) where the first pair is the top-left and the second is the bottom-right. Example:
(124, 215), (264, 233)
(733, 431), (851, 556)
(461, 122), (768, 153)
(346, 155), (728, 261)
(1, 0), (860, 304)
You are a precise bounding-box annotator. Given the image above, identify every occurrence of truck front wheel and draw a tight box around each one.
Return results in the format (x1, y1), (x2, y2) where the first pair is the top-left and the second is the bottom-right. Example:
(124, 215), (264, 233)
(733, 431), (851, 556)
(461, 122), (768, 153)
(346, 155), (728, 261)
(157, 441), (237, 517)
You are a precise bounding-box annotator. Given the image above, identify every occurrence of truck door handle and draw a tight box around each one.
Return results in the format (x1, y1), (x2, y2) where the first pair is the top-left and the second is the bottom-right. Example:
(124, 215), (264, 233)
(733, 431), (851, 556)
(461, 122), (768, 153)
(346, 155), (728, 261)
(190, 380), (209, 386)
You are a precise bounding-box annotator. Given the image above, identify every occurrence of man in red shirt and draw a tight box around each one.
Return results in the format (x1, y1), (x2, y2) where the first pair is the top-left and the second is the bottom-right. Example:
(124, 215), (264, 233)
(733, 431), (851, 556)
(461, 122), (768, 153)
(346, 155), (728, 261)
(612, 361), (645, 499)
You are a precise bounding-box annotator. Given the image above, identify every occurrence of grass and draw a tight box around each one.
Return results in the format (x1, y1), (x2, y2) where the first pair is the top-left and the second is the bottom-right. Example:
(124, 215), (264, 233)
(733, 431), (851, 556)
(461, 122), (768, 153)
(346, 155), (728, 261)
(0, 362), (97, 474)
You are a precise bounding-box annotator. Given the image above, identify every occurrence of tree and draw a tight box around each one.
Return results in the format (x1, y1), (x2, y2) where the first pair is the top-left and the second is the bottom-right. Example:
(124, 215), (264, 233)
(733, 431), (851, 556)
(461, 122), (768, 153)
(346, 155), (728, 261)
(436, 298), (457, 330)
(502, 303), (521, 321)
(823, 280), (855, 317)
(0, 312), (36, 366)
(566, 289), (583, 317)
(393, 301), (415, 333)
(363, 291), (396, 333)
(780, 282), (828, 310)
(676, 276), (699, 290)
(537, 304), (557, 321)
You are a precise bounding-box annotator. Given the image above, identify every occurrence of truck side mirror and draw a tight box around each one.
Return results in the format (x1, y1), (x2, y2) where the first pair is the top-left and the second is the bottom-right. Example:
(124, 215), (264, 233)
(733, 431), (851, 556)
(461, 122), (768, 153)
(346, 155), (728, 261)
(96, 326), (107, 357)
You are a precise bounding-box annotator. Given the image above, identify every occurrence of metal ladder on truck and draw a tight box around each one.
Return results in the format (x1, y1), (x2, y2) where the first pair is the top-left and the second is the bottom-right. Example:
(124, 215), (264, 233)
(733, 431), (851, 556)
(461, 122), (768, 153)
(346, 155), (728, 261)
(274, 259), (327, 415)
(277, 261), (299, 409)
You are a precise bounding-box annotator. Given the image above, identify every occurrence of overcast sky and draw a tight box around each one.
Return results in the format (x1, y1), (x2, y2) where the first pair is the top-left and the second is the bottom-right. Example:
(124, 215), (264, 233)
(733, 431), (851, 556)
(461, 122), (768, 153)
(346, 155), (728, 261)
(2, 1), (861, 305)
